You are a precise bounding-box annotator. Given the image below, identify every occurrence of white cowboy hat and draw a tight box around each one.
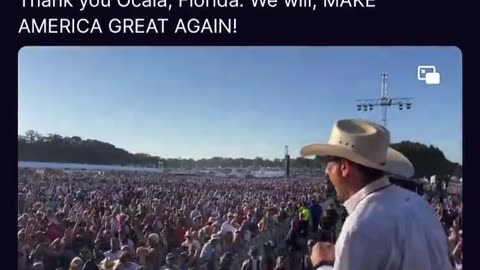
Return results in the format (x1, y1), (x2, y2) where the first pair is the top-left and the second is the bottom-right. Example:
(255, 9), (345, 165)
(100, 258), (115, 270)
(300, 119), (414, 179)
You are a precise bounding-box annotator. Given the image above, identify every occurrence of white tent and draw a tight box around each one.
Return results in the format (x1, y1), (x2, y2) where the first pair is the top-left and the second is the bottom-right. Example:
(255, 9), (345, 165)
(251, 169), (285, 178)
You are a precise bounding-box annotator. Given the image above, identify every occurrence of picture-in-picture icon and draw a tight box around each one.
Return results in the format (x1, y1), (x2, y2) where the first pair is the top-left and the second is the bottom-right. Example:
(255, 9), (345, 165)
(418, 65), (440, 85)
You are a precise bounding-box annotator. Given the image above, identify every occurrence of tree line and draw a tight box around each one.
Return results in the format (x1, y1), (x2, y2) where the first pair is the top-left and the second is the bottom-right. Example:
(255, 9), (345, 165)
(390, 141), (462, 178)
(18, 131), (160, 166)
(18, 130), (462, 177)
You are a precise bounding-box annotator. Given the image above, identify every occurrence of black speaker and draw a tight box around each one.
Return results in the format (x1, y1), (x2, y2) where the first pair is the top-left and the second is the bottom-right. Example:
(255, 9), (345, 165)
(285, 154), (290, 177)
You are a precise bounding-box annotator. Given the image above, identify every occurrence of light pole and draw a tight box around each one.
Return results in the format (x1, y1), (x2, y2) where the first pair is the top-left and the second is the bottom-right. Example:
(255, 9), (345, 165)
(355, 73), (413, 128)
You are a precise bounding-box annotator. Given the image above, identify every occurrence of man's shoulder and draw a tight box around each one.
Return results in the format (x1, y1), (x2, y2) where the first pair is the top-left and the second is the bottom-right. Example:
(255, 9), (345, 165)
(359, 185), (431, 214)
(348, 185), (438, 234)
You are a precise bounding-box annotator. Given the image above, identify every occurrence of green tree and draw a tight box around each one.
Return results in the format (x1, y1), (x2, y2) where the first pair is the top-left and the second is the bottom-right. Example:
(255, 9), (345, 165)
(18, 131), (462, 177)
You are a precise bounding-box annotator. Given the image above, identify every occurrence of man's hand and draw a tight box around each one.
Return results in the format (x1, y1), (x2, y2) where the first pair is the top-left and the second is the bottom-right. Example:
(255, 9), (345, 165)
(311, 241), (335, 267)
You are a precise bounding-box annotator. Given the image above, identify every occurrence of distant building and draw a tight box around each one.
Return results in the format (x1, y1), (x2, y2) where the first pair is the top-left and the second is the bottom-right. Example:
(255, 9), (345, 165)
(250, 168), (285, 178)
(447, 179), (462, 195)
(18, 161), (164, 173)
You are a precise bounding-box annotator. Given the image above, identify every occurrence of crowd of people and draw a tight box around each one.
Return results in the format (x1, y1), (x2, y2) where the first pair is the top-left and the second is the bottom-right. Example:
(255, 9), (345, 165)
(17, 169), (462, 270)
(17, 169), (336, 270)
(430, 195), (463, 269)
(402, 180), (463, 270)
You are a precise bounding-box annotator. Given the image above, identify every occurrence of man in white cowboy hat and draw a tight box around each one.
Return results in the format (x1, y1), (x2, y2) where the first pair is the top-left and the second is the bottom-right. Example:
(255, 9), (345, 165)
(301, 119), (452, 270)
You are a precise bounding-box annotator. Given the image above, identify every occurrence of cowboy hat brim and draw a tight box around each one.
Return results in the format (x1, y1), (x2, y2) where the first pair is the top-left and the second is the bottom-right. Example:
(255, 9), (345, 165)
(300, 144), (414, 179)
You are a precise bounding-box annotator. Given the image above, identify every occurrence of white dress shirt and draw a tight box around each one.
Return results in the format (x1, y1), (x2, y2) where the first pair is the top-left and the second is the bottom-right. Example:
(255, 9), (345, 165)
(317, 177), (453, 270)
(221, 221), (237, 234)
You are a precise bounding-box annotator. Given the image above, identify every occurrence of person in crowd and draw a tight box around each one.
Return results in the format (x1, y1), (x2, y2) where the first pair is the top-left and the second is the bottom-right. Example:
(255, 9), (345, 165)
(241, 247), (262, 270)
(190, 205), (203, 221)
(221, 231), (235, 253)
(319, 205), (337, 243)
(182, 231), (202, 253)
(285, 220), (304, 270)
(452, 230), (462, 270)
(145, 233), (164, 270)
(104, 238), (122, 261)
(217, 252), (234, 270)
(220, 213), (237, 235)
(69, 257), (84, 270)
(161, 252), (180, 270)
(273, 256), (289, 270)
(243, 214), (259, 239)
(80, 247), (99, 270)
(308, 200), (322, 233)
(258, 208), (278, 233)
(200, 233), (223, 270)
(114, 251), (140, 270)
(297, 212), (309, 238)
(300, 240), (315, 270)
(261, 241), (276, 270)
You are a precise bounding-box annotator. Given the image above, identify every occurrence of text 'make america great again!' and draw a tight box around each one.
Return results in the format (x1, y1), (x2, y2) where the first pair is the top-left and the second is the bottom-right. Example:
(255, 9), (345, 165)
(19, 0), (375, 34)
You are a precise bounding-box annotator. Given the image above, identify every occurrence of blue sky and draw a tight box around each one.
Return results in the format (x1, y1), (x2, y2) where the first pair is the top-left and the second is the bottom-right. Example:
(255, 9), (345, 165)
(18, 47), (462, 163)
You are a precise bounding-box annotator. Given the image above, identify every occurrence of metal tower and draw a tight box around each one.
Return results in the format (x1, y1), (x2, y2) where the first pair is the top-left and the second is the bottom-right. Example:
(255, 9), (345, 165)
(355, 73), (413, 128)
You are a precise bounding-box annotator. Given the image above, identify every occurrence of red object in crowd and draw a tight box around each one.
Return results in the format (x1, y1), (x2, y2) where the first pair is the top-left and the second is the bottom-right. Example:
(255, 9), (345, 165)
(46, 223), (63, 242)
(176, 227), (187, 246)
